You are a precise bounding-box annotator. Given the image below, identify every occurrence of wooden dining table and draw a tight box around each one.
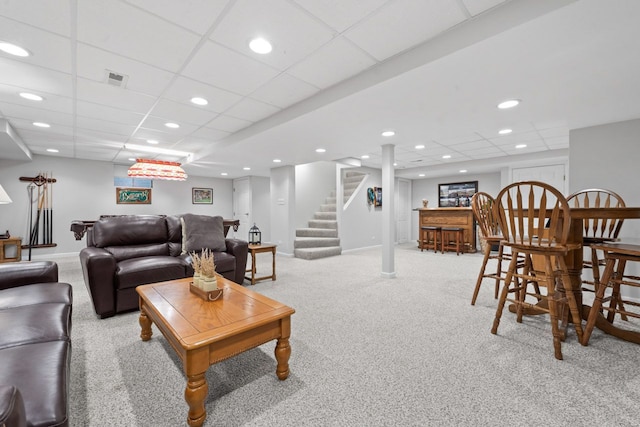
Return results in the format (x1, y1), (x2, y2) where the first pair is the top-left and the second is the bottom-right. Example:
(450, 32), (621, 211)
(558, 207), (640, 345)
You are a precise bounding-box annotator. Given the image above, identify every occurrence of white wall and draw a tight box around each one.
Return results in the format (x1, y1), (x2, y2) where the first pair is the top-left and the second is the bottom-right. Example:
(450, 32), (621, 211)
(251, 176), (271, 242)
(341, 167), (383, 251)
(570, 117), (640, 298)
(295, 161), (336, 228)
(270, 166), (296, 255)
(0, 155), (233, 257)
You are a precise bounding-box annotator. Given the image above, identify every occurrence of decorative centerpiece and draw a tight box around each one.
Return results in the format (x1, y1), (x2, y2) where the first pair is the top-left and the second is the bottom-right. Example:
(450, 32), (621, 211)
(422, 199), (429, 208)
(189, 249), (223, 301)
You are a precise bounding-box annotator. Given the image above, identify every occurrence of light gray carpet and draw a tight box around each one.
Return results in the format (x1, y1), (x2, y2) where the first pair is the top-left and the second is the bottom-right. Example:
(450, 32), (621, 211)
(56, 244), (640, 426)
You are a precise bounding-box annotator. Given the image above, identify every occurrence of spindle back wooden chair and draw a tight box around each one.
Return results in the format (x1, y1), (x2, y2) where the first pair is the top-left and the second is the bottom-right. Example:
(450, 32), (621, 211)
(470, 192), (508, 305)
(491, 181), (583, 360)
(567, 189), (626, 291)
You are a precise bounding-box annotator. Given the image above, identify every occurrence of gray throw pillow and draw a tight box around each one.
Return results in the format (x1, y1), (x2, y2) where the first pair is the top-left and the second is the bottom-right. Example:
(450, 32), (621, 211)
(181, 214), (226, 254)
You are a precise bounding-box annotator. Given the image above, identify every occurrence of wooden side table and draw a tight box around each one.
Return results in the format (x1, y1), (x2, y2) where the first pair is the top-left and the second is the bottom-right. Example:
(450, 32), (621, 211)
(0, 237), (22, 263)
(245, 243), (277, 285)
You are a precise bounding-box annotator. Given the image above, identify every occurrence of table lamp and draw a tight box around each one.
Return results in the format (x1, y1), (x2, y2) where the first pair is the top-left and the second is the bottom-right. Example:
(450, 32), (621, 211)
(0, 184), (12, 239)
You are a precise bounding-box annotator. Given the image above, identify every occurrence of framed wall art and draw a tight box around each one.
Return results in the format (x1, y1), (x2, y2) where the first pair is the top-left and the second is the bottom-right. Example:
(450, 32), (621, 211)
(438, 181), (478, 207)
(116, 187), (151, 204)
(192, 187), (213, 204)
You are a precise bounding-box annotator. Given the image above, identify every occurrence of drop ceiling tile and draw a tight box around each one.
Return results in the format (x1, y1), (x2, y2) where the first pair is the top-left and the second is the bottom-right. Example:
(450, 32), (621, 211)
(138, 115), (199, 135)
(434, 134), (485, 146)
(293, 0), (390, 33)
(76, 44), (175, 97)
(463, 146), (504, 158)
(75, 128), (129, 145)
(545, 136), (569, 148)
(538, 127), (569, 138)
(461, 0), (508, 16)
(0, 0), (71, 36)
(448, 140), (493, 151)
(150, 99), (219, 127)
(0, 59), (73, 97)
(77, 1), (200, 72)
(211, 0), (334, 71)
(344, 0), (466, 61)
(76, 116), (137, 137)
(169, 136), (217, 153)
(225, 98), (280, 122)
(123, 0), (228, 35)
(287, 36), (377, 89)
(0, 84), (73, 115)
(130, 128), (182, 144)
(0, 17), (72, 73)
(76, 100), (146, 126)
(76, 78), (157, 113)
(10, 121), (73, 137)
(163, 76), (242, 114)
(206, 115), (253, 133)
(182, 41), (279, 96)
(3, 104), (74, 127)
(250, 74), (319, 109)
(191, 127), (231, 141)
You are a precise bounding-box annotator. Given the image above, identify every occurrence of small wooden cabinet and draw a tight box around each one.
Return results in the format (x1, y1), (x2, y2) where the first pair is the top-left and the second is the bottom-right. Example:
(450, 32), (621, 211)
(417, 208), (476, 253)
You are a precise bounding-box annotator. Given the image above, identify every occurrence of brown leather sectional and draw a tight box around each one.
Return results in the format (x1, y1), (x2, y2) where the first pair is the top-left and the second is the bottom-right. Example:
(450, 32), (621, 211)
(0, 261), (72, 427)
(79, 214), (248, 318)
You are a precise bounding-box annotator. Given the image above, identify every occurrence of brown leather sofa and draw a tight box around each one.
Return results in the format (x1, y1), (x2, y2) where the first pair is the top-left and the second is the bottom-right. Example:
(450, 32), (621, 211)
(79, 214), (248, 318)
(0, 261), (72, 427)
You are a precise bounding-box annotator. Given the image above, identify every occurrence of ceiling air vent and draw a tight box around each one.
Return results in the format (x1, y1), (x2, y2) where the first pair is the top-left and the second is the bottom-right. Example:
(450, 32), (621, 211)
(104, 69), (129, 88)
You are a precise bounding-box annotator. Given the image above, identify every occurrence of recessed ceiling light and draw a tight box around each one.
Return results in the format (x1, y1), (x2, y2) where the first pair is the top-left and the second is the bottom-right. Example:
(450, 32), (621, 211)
(190, 97), (208, 106)
(128, 158), (136, 162)
(418, 173), (425, 177)
(33, 122), (50, 128)
(515, 144), (527, 149)
(315, 148), (326, 153)
(381, 130), (395, 137)
(19, 92), (43, 101)
(243, 167), (251, 171)
(415, 144), (425, 149)
(361, 155), (370, 159)
(459, 169), (467, 173)
(165, 122), (180, 129)
(273, 159), (281, 163)
(497, 99), (520, 109)
(0, 41), (30, 57)
(442, 155), (451, 159)
(393, 163), (397, 166)
(46, 148), (59, 153)
(249, 37), (272, 54)
(221, 172), (228, 176)
(498, 128), (512, 135)
(146, 139), (159, 145)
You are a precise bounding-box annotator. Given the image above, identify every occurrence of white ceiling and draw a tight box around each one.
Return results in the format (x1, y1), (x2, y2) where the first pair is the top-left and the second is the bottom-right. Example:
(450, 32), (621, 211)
(1, 0), (639, 179)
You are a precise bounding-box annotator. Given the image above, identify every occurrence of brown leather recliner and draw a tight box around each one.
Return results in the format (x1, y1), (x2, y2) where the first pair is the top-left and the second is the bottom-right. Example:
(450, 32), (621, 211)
(0, 261), (72, 427)
(79, 214), (248, 318)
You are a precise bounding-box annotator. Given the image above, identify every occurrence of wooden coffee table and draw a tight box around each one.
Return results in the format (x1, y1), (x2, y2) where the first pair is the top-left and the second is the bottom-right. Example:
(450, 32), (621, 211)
(137, 277), (295, 426)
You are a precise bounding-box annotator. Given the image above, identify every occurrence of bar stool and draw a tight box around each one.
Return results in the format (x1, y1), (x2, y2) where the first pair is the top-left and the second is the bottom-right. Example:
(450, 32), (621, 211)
(420, 226), (441, 252)
(582, 242), (640, 346)
(441, 227), (464, 255)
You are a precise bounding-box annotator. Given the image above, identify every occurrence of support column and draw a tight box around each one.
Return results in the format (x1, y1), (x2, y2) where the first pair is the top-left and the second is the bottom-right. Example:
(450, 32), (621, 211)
(381, 144), (396, 278)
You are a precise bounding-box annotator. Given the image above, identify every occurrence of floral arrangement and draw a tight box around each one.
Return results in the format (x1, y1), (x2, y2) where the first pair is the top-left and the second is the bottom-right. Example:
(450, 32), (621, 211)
(191, 249), (218, 291)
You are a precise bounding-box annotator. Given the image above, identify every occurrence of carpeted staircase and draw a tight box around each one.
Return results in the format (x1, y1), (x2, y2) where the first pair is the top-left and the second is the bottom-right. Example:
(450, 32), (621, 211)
(294, 172), (366, 260)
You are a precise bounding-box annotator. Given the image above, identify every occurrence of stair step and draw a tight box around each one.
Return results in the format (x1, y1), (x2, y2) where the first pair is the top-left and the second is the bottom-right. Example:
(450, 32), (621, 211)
(294, 246), (343, 260)
(344, 181), (360, 190)
(308, 219), (337, 229)
(314, 211), (336, 220)
(319, 203), (337, 212)
(296, 228), (339, 238)
(325, 196), (336, 204)
(294, 237), (341, 248)
(345, 171), (365, 178)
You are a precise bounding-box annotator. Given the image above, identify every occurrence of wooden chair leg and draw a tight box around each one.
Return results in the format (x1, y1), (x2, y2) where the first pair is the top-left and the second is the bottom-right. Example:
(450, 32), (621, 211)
(582, 257), (617, 346)
(491, 253), (519, 335)
(543, 256), (563, 360)
(471, 244), (492, 305)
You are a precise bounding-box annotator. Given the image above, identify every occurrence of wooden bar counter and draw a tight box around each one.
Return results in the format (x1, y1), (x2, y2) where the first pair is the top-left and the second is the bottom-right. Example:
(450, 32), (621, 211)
(416, 208), (476, 253)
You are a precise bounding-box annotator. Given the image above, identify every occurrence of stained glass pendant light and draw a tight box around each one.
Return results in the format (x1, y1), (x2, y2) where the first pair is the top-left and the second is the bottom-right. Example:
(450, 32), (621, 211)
(128, 158), (187, 181)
